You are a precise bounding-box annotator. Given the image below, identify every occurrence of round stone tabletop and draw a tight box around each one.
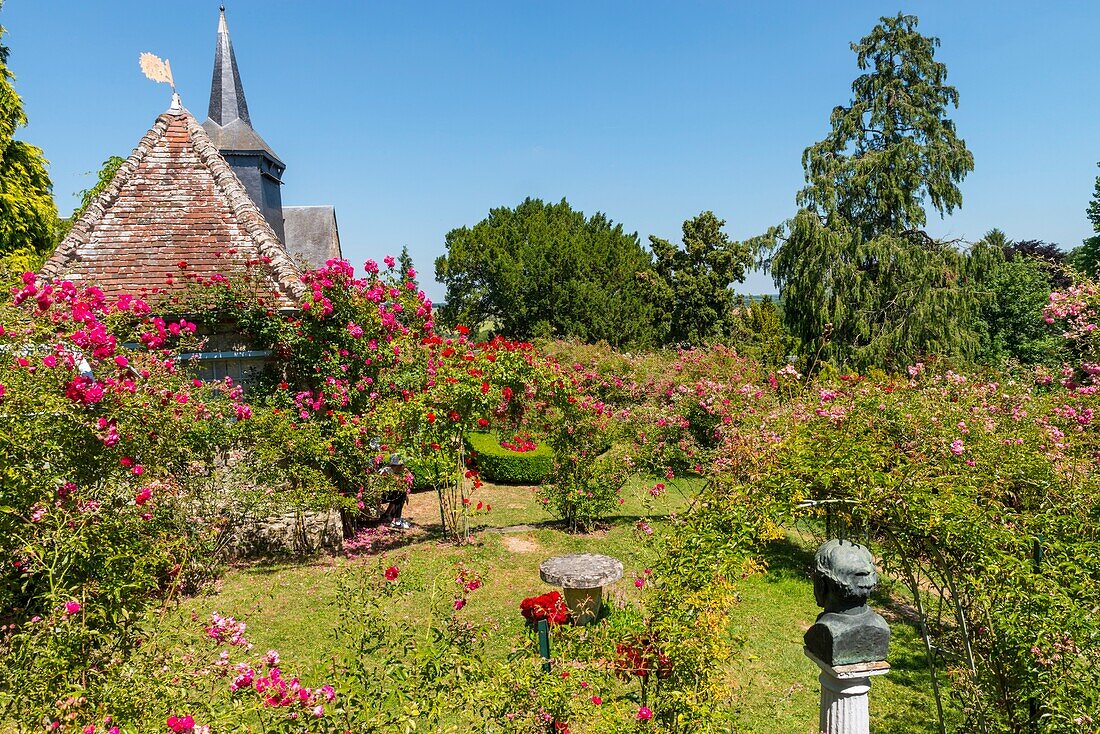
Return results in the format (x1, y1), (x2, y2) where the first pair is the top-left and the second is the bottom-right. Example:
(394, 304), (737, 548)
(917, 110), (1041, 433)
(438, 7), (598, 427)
(540, 553), (623, 589)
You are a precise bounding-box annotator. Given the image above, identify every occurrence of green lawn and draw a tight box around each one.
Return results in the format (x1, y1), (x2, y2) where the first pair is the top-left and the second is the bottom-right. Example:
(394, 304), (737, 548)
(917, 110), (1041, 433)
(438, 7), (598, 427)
(171, 479), (954, 731)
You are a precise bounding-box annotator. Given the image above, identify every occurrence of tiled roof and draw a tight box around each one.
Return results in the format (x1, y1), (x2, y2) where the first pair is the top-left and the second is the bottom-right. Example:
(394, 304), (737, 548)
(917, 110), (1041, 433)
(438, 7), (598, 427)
(41, 107), (306, 308)
(283, 206), (342, 270)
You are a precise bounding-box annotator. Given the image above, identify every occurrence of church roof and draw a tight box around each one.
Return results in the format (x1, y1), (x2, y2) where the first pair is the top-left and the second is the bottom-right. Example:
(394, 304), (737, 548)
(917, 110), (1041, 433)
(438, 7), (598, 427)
(283, 206), (342, 270)
(41, 105), (306, 308)
(203, 7), (282, 164)
(202, 117), (282, 163)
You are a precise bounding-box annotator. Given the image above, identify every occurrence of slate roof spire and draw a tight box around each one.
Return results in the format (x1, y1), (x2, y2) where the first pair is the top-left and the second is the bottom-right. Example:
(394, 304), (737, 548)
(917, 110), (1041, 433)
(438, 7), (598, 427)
(202, 5), (286, 242)
(208, 5), (250, 127)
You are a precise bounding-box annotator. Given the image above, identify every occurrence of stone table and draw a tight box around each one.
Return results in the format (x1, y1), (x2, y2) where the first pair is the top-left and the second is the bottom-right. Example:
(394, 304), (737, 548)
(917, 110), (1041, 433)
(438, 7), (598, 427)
(539, 553), (623, 625)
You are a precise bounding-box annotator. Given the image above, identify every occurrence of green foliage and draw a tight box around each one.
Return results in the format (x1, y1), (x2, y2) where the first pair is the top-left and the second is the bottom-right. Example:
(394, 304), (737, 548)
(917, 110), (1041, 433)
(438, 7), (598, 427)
(648, 211), (753, 345)
(409, 335), (564, 540)
(972, 231), (1065, 365)
(1071, 163), (1100, 277)
(540, 399), (631, 531)
(0, 291), (245, 725)
(435, 197), (662, 347)
(464, 431), (553, 485)
(55, 155), (125, 243)
(799, 13), (974, 236)
(397, 244), (419, 291)
(770, 13), (980, 370)
(726, 295), (794, 368)
(0, 8), (58, 271)
(758, 370), (1100, 731)
(640, 482), (784, 731)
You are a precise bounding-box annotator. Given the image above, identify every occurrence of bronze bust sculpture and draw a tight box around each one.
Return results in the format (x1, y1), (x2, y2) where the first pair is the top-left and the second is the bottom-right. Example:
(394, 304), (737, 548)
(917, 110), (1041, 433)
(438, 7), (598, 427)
(803, 539), (890, 666)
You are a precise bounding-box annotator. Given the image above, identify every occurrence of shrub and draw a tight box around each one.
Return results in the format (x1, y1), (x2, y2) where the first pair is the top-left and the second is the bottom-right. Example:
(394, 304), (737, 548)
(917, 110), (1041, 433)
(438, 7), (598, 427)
(465, 431), (553, 484)
(758, 367), (1100, 730)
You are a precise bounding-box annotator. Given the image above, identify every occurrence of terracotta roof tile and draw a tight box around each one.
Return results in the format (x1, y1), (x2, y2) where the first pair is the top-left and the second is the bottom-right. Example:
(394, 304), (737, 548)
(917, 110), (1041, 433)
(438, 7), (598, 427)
(41, 109), (306, 308)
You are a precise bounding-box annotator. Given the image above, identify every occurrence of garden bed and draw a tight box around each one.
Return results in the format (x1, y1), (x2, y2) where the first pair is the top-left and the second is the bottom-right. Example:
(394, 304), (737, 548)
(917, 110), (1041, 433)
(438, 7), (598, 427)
(465, 430), (554, 484)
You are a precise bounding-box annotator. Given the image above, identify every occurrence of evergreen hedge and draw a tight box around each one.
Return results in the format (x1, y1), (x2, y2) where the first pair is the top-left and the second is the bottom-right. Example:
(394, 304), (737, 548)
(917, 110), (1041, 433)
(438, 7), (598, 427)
(465, 432), (553, 485)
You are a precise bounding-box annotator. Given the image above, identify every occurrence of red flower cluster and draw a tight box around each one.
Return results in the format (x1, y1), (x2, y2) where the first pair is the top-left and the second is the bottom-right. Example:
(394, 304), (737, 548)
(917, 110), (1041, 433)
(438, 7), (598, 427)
(614, 636), (672, 680)
(166, 715), (201, 733)
(500, 433), (538, 453)
(519, 591), (569, 625)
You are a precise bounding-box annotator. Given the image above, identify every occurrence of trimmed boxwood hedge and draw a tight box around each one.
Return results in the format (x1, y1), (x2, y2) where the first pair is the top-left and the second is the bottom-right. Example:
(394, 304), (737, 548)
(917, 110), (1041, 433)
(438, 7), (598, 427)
(464, 431), (554, 485)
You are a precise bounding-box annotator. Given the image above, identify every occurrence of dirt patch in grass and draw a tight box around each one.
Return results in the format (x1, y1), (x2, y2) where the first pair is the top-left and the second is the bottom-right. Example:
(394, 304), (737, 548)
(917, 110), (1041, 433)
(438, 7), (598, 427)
(501, 534), (541, 554)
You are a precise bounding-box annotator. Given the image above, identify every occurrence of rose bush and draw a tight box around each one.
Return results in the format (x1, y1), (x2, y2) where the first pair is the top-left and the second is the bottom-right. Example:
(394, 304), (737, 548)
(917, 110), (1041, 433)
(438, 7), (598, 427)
(0, 276), (254, 726)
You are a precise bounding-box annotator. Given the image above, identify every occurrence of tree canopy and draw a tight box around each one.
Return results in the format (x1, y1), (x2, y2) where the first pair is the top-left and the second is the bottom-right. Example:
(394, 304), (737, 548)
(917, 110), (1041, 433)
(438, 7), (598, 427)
(1071, 163), (1100, 277)
(435, 197), (661, 347)
(54, 155), (124, 243)
(648, 211), (752, 345)
(973, 229), (1064, 365)
(0, 6), (57, 272)
(770, 13), (980, 370)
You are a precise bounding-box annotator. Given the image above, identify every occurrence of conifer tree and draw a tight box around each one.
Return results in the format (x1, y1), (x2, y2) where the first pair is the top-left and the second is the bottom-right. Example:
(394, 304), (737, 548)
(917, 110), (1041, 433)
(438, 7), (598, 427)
(649, 211), (752, 345)
(1071, 163), (1100, 277)
(770, 14), (980, 370)
(397, 245), (419, 289)
(436, 198), (661, 347)
(0, 4), (58, 271)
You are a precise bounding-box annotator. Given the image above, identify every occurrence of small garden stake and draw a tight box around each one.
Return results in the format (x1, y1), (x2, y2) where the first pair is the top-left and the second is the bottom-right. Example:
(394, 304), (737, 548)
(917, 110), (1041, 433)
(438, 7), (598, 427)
(538, 619), (551, 673)
(1030, 537), (1043, 733)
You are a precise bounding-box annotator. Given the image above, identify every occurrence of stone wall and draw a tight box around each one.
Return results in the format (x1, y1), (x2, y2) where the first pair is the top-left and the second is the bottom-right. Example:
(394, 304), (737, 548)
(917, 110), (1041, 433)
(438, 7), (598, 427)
(228, 508), (343, 557)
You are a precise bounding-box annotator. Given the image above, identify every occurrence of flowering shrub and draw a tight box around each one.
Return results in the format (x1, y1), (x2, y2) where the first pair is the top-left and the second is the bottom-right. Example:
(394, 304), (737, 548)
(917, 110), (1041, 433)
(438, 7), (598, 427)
(520, 591), (570, 625)
(410, 332), (564, 539)
(758, 364), (1100, 731)
(500, 432), (539, 452)
(0, 275), (257, 725)
(614, 636), (673, 682)
(1044, 279), (1100, 363)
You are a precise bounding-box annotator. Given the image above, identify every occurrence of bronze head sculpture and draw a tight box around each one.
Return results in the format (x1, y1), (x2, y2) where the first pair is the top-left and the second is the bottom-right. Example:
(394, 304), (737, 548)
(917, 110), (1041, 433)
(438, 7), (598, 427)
(804, 539), (890, 666)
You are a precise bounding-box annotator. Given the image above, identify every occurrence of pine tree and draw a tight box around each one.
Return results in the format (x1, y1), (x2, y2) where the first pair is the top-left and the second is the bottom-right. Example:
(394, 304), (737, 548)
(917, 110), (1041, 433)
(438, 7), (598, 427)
(649, 211), (752, 345)
(0, 4), (58, 272)
(770, 14), (979, 370)
(397, 245), (419, 290)
(1071, 163), (1100, 277)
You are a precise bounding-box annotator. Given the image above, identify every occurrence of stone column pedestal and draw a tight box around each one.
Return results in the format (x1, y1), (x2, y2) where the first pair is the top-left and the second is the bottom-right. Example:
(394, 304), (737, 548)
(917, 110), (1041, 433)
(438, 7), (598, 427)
(805, 649), (890, 734)
(562, 586), (603, 625)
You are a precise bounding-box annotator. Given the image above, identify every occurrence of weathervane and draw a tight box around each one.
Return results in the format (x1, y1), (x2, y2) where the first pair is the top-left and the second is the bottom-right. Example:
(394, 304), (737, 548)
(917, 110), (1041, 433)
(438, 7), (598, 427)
(139, 51), (182, 112)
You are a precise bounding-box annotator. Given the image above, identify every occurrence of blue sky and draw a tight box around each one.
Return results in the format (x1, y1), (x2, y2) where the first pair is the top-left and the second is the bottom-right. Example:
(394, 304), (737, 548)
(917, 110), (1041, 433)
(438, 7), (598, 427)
(5, 1), (1099, 299)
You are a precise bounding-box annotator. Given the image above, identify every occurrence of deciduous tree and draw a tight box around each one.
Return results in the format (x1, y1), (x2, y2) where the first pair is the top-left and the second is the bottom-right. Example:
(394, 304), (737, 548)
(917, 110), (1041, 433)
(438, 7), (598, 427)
(54, 156), (125, 243)
(435, 197), (661, 347)
(973, 230), (1064, 365)
(0, 6), (57, 272)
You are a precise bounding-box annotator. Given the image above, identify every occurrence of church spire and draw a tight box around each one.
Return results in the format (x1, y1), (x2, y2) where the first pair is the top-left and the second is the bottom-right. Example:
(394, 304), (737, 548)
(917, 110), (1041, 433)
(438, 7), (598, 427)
(202, 5), (286, 243)
(207, 5), (250, 126)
